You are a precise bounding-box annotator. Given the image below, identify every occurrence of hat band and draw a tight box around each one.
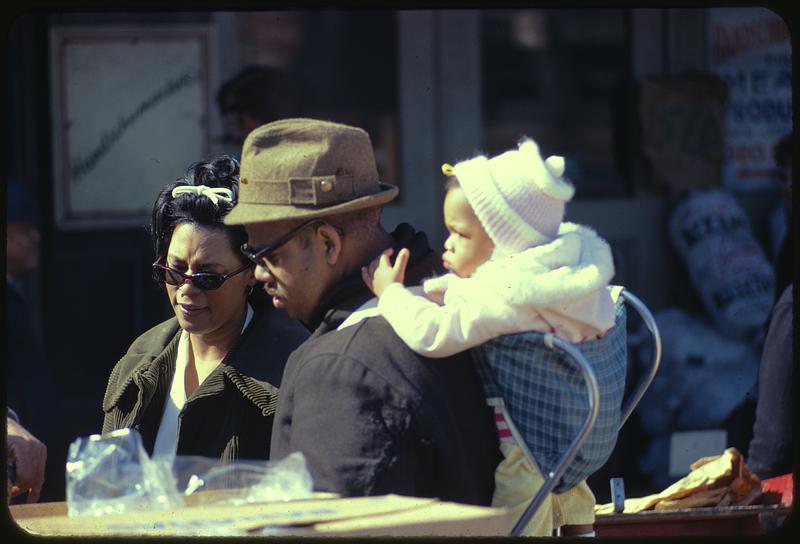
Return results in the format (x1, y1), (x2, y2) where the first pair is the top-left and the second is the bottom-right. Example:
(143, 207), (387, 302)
(239, 174), (371, 206)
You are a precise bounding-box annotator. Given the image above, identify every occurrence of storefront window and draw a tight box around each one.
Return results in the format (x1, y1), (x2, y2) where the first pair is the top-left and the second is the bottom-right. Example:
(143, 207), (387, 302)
(482, 9), (632, 197)
(232, 11), (399, 185)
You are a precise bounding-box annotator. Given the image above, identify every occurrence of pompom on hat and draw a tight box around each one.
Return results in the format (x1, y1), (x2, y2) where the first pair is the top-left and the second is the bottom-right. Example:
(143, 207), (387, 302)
(448, 138), (574, 256)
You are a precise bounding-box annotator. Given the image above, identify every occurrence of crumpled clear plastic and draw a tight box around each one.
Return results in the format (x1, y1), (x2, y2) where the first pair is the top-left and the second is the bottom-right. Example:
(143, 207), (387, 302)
(173, 450), (314, 506)
(66, 428), (314, 519)
(66, 428), (182, 517)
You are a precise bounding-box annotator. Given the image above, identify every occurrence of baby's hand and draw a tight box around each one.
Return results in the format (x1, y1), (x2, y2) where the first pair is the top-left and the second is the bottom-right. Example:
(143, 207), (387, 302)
(362, 247), (410, 297)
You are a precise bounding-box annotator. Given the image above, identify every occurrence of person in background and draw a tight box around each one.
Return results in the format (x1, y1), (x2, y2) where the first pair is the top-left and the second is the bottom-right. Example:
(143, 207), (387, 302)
(747, 283), (793, 480)
(771, 132), (792, 301)
(746, 133), (794, 480)
(6, 178), (65, 502)
(226, 118), (500, 504)
(102, 156), (308, 461)
(6, 410), (47, 503)
(216, 65), (300, 149)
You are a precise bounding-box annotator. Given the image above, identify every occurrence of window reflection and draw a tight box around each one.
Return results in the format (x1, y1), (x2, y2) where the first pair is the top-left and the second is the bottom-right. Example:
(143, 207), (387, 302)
(226, 11), (399, 186)
(482, 9), (632, 197)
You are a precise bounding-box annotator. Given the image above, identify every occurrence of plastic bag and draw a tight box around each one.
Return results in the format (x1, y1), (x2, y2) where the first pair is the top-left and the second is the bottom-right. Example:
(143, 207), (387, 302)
(66, 428), (183, 517)
(633, 307), (760, 434)
(66, 428), (314, 518)
(173, 451), (313, 506)
(631, 307), (760, 490)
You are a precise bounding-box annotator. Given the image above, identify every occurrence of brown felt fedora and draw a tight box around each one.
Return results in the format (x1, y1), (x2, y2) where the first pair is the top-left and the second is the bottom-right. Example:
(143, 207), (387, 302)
(224, 118), (399, 225)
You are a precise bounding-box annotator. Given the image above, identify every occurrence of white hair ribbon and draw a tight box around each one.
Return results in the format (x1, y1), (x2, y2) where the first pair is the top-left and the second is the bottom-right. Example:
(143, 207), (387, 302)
(171, 185), (234, 205)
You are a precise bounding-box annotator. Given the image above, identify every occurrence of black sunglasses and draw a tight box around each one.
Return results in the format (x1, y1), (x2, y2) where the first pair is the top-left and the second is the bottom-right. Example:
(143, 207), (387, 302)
(152, 260), (252, 291)
(240, 219), (342, 267)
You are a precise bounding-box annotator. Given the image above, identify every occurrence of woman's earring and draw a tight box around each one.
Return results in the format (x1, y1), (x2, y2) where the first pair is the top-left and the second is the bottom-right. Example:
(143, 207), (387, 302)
(247, 284), (254, 296)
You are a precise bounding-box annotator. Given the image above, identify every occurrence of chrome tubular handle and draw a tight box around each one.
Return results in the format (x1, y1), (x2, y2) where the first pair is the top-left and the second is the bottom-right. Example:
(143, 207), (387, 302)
(618, 289), (662, 429)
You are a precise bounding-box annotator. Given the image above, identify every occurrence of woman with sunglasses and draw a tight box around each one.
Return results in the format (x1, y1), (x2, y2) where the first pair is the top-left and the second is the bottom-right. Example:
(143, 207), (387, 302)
(101, 155), (308, 462)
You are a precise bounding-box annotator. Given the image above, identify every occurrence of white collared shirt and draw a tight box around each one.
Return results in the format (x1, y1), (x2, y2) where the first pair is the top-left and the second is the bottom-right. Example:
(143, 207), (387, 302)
(152, 304), (253, 457)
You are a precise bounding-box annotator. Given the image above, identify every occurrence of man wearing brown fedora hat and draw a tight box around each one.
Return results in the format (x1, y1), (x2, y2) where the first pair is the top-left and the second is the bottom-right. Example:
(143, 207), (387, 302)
(226, 118), (499, 504)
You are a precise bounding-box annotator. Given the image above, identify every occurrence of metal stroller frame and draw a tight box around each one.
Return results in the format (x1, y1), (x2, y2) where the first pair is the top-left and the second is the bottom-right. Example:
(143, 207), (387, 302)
(510, 288), (662, 536)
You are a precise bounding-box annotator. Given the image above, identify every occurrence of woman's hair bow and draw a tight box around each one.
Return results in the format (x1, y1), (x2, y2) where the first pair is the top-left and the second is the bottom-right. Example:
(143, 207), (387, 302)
(171, 185), (234, 206)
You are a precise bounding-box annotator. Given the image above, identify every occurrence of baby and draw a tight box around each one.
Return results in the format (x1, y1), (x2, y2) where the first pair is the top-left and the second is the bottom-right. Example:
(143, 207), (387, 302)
(362, 138), (622, 536)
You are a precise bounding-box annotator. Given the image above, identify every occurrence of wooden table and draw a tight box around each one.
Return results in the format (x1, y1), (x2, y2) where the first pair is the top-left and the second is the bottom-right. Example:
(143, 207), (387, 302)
(595, 504), (791, 536)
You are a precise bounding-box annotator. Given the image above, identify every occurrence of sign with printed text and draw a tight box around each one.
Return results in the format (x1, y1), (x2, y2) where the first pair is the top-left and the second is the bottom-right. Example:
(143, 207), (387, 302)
(50, 25), (212, 229)
(708, 8), (792, 192)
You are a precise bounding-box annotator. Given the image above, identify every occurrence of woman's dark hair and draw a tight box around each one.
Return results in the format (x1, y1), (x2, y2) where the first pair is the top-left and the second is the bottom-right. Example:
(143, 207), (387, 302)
(150, 155), (247, 264)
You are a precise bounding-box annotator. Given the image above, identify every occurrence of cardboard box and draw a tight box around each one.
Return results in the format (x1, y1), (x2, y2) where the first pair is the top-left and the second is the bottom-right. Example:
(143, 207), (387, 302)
(6, 490), (338, 520)
(10, 494), (509, 537)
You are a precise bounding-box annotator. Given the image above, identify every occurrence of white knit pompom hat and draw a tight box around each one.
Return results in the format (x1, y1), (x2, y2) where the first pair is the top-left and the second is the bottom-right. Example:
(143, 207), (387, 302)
(450, 138), (575, 256)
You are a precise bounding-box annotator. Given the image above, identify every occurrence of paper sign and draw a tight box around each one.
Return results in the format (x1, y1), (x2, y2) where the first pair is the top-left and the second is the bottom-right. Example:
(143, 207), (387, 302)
(669, 430), (728, 477)
(708, 7), (792, 191)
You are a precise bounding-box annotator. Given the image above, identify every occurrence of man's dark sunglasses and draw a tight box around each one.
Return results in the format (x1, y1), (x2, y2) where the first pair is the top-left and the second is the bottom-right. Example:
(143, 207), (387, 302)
(152, 260), (252, 290)
(240, 219), (342, 267)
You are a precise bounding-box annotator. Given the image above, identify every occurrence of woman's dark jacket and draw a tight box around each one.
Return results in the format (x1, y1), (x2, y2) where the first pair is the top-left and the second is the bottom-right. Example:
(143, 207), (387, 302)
(102, 305), (308, 462)
(270, 224), (500, 505)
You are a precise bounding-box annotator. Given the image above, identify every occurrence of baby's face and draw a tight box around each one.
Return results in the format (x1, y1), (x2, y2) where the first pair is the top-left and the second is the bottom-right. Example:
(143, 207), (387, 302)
(442, 185), (494, 277)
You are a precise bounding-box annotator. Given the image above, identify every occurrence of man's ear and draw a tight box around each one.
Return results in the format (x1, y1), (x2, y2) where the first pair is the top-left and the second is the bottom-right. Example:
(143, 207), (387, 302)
(243, 266), (258, 289)
(317, 223), (343, 265)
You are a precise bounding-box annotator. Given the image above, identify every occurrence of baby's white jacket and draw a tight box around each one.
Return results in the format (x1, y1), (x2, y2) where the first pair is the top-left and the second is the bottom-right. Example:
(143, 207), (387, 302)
(377, 222), (617, 358)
